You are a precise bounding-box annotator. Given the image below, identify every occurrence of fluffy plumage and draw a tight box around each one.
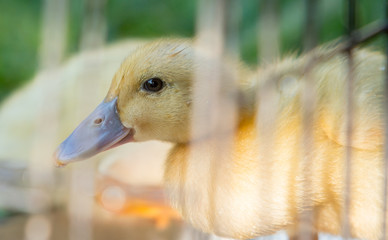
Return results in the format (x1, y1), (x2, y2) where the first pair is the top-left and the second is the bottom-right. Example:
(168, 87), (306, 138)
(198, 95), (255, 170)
(56, 39), (386, 239)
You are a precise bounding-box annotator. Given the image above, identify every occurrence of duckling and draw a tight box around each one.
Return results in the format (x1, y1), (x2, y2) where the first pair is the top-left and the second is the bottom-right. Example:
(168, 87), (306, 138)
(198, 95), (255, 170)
(55, 39), (386, 240)
(0, 39), (152, 215)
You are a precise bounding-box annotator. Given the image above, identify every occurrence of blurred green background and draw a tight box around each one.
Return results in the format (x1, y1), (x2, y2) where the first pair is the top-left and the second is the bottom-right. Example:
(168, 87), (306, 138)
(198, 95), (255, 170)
(0, 0), (384, 103)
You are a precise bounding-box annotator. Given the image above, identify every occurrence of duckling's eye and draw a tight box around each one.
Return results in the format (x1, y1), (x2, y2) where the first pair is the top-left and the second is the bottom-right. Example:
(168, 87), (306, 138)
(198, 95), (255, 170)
(142, 78), (165, 92)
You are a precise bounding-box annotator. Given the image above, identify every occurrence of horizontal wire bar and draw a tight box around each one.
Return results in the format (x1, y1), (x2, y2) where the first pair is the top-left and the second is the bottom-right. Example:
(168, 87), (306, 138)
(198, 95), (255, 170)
(340, 21), (388, 52)
(300, 21), (388, 75)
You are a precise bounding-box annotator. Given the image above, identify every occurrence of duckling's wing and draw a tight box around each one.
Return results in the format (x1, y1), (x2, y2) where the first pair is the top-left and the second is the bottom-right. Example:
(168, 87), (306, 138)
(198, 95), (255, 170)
(318, 49), (384, 151)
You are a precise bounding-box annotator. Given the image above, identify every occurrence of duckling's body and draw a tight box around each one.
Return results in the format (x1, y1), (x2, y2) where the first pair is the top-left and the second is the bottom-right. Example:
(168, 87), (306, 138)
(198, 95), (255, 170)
(56, 39), (386, 239)
(164, 48), (385, 239)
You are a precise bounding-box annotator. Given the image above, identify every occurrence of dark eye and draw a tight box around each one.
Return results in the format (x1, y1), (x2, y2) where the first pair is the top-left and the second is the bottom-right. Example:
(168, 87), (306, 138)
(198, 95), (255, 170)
(143, 78), (164, 92)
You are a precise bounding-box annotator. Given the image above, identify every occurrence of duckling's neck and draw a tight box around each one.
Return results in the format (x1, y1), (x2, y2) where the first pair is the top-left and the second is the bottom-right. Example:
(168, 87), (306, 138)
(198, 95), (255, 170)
(164, 114), (301, 238)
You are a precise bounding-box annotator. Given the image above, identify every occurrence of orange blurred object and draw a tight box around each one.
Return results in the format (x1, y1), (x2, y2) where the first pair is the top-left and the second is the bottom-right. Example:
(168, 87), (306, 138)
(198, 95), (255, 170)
(96, 175), (181, 230)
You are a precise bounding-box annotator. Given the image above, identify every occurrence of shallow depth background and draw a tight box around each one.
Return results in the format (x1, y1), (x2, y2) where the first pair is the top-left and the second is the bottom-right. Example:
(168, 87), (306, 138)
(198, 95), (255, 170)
(0, 0), (384, 103)
(0, 1), (386, 240)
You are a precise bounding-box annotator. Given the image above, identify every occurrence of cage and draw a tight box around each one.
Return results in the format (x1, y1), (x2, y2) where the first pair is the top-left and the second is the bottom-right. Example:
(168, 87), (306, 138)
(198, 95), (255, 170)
(0, 0), (387, 240)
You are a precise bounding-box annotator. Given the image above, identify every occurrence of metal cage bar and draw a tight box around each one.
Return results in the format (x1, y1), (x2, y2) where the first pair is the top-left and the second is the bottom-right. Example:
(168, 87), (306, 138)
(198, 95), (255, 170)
(297, 0), (320, 239)
(382, 0), (388, 240)
(342, 0), (356, 239)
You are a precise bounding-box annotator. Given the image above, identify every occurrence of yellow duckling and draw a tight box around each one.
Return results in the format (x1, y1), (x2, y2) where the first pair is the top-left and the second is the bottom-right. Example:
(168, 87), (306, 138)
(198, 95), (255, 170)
(55, 39), (386, 240)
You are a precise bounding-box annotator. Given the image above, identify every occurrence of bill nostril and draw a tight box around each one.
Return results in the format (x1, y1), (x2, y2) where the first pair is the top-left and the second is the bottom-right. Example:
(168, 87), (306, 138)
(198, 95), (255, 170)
(94, 118), (104, 125)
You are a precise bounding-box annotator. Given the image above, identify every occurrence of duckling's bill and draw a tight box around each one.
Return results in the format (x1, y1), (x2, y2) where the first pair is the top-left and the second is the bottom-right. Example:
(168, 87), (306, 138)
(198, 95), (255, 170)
(54, 97), (134, 166)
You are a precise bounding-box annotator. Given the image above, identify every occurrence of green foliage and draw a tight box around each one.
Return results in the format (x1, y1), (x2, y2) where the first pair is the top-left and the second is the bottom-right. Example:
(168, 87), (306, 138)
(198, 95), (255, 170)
(0, 0), (41, 102)
(106, 0), (196, 39)
(0, 0), (385, 103)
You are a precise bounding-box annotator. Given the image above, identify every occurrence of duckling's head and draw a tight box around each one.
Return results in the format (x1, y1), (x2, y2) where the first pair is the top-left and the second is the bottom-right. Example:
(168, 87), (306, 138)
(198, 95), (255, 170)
(107, 39), (194, 142)
(55, 39), (194, 165)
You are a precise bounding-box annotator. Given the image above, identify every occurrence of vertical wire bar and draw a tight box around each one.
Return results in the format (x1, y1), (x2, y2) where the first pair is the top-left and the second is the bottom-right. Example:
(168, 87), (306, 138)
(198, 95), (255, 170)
(192, 0), (226, 139)
(342, 0), (356, 239)
(303, 0), (319, 52)
(258, 0), (280, 62)
(190, 0), (239, 238)
(348, 0), (356, 35)
(80, 0), (107, 50)
(193, 2), (226, 235)
(68, 1), (107, 240)
(256, 0), (280, 233)
(225, 0), (241, 60)
(39, 0), (68, 70)
(69, 163), (95, 240)
(25, 0), (69, 239)
(381, 0), (388, 239)
(297, 0), (319, 239)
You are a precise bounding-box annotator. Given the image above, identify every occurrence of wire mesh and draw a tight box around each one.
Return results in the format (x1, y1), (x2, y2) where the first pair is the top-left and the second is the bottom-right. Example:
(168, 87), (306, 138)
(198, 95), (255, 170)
(1, 0), (388, 240)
